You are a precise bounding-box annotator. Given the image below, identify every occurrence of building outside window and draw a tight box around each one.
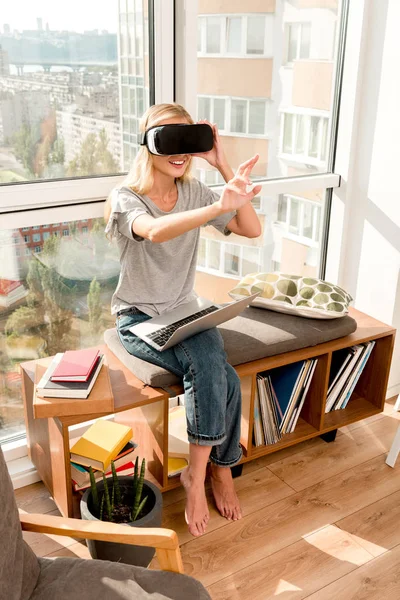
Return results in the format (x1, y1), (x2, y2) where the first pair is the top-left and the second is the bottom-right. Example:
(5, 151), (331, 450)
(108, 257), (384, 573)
(285, 22), (311, 64)
(276, 194), (322, 243)
(198, 96), (268, 136)
(281, 112), (329, 163)
(198, 14), (273, 57)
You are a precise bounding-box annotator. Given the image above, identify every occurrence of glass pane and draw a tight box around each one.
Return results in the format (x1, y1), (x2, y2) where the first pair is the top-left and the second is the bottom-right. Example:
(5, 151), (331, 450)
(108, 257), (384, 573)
(0, 217), (118, 442)
(206, 17), (221, 54)
(208, 239), (220, 270)
(295, 115), (305, 154)
(193, 3), (341, 178)
(224, 244), (240, 275)
(300, 23), (311, 59)
(303, 202), (314, 239)
(231, 100), (247, 133)
(247, 16), (265, 55)
(0, 0), (151, 184)
(287, 24), (299, 62)
(283, 114), (293, 153)
(249, 101), (266, 135)
(309, 116), (320, 158)
(227, 17), (242, 53)
(277, 195), (288, 222)
(242, 246), (260, 276)
(289, 198), (300, 234)
(198, 19), (202, 52)
(198, 97), (211, 121)
(213, 98), (226, 130)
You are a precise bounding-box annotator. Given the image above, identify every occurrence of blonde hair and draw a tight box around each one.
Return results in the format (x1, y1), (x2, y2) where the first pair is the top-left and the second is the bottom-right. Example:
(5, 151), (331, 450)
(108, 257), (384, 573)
(104, 103), (194, 223)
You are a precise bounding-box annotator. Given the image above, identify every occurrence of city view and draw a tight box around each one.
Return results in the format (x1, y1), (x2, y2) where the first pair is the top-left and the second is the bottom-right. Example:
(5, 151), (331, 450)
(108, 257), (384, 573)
(0, 0), (340, 440)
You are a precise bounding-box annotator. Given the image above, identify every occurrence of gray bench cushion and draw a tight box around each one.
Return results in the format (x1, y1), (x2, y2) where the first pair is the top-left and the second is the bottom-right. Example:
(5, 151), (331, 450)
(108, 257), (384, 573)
(104, 307), (357, 387)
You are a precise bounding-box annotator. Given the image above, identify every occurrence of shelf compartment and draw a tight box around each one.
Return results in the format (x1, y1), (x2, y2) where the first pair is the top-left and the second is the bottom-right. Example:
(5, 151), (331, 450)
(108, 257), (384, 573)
(322, 394), (381, 431)
(251, 417), (319, 457)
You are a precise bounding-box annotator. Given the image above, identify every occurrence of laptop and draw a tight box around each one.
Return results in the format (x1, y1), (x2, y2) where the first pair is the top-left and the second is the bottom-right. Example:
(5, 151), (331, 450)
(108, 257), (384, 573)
(128, 292), (260, 351)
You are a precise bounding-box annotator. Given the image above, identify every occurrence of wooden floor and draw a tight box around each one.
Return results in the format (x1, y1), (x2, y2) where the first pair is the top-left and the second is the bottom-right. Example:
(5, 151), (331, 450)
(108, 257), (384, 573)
(17, 396), (400, 600)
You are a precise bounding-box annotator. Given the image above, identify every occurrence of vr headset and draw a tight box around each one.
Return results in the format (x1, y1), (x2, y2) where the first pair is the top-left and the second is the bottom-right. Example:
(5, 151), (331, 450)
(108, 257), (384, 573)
(139, 123), (214, 156)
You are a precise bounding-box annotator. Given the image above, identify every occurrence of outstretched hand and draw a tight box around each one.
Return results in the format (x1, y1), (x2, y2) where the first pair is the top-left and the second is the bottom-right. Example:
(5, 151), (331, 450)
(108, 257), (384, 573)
(217, 155), (262, 213)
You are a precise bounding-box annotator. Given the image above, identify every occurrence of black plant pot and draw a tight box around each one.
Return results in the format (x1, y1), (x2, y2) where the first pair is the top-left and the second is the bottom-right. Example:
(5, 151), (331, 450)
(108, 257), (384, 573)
(80, 476), (163, 567)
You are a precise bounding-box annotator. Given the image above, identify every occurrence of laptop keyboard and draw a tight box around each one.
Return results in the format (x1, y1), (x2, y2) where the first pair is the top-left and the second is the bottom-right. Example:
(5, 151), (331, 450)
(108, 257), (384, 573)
(147, 305), (220, 347)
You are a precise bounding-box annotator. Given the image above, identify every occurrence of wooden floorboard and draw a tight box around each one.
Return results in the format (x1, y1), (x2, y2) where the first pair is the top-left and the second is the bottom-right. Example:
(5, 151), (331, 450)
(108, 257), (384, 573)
(15, 398), (400, 600)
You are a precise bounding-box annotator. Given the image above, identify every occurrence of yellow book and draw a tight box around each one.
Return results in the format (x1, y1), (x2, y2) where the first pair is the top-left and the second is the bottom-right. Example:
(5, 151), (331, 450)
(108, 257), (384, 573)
(70, 420), (133, 472)
(168, 457), (188, 478)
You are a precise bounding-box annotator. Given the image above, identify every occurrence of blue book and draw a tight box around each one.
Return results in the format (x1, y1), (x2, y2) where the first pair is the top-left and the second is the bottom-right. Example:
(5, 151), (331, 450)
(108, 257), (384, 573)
(264, 360), (306, 427)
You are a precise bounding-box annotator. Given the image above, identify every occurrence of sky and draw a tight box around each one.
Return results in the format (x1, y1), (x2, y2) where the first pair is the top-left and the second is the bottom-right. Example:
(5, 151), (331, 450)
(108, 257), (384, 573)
(2, 1), (118, 34)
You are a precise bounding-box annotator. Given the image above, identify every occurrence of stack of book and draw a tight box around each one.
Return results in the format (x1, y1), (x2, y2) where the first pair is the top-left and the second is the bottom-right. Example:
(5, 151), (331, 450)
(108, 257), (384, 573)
(70, 419), (135, 492)
(325, 341), (375, 412)
(254, 358), (318, 446)
(36, 349), (104, 399)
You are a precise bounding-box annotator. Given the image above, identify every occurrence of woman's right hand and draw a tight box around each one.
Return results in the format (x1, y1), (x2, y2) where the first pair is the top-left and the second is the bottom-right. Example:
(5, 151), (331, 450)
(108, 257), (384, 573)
(216, 155), (262, 213)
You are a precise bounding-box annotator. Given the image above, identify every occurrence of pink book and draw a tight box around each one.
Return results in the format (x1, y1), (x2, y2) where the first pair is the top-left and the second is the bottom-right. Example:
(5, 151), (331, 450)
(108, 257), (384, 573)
(51, 349), (100, 382)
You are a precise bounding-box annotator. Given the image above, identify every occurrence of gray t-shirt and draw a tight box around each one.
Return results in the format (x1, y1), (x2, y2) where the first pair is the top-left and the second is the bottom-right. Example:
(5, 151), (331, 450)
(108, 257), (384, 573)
(105, 178), (235, 317)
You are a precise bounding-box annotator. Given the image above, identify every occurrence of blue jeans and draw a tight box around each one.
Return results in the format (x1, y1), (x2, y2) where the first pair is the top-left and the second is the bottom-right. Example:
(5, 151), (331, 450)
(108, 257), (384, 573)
(116, 310), (243, 467)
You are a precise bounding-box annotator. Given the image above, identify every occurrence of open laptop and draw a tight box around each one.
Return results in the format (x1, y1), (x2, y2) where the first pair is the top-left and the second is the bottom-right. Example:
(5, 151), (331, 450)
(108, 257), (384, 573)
(129, 292), (260, 351)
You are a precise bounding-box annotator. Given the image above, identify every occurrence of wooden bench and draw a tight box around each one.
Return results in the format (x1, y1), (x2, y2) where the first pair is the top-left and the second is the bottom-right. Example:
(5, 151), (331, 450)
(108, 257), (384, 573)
(20, 306), (395, 519)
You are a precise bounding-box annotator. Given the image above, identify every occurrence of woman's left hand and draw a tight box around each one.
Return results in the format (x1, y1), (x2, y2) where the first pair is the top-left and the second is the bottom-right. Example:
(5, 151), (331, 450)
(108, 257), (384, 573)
(191, 120), (227, 169)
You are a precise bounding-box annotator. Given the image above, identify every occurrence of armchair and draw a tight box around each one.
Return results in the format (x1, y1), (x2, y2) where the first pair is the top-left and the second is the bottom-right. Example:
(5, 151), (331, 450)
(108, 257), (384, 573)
(0, 448), (210, 600)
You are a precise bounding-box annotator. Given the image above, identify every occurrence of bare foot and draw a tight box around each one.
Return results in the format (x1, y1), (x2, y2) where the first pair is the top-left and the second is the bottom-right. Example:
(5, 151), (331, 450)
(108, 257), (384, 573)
(210, 464), (242, 521)
(180, 467), (210, 537)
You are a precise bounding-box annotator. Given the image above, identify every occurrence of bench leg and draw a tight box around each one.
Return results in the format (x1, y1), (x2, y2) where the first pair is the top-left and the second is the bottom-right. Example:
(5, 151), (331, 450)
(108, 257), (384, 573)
(320, 429), (338, 443)
(231, 463), (243, 479)
(386, 424), (400, 468)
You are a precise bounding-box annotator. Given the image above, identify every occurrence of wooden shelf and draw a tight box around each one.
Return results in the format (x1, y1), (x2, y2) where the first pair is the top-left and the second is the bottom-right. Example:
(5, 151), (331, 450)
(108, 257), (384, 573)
(322, 395), (381, 431)
(20, 307), (396, 518)
(251, 418), (319, 458)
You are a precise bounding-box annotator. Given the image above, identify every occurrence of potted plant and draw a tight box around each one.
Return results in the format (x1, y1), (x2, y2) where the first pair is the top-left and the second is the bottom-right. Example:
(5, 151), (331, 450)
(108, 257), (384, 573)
(80, 456), (163, 567)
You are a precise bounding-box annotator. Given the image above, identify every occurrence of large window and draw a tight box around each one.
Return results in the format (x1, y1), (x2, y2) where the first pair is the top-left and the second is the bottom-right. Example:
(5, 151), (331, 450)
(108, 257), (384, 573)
(1, 1), (346, 448)
(0, 0), (150, 185)
(0, 216), (119, 442)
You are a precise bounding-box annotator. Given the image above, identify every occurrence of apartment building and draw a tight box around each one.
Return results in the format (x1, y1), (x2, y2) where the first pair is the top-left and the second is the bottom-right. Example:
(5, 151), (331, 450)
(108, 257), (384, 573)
(194, 0), (338, 300)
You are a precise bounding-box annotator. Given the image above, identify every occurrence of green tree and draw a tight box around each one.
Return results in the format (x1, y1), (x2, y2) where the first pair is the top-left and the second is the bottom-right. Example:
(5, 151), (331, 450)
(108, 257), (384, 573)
(87, 277), (102, 335)
(49, 138), (65, 165)
(5, 238), (76, 357)
(67, 129), (118, 177)
(13, 124), (36, 175)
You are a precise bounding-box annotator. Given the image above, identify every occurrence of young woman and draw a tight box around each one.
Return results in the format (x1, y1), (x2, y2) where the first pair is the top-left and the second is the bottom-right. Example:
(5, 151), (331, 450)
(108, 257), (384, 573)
(104, 103), (261, 537)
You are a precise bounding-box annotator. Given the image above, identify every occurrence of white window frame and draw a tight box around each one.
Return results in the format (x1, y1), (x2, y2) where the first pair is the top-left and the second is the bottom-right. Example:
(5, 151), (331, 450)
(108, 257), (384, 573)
(197, 237), (262, 279)
(280, 109), (330, 166)
(3, 0), (372, 468)
(197, 95), (269, 137)
(284, 22), (312, 65)
(197, 14), (273, 58)
(276, 194), (322, 245)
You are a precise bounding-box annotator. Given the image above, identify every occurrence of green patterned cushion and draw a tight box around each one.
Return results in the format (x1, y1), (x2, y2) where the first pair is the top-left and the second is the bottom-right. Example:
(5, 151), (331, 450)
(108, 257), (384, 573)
(229, 273), (353, 319)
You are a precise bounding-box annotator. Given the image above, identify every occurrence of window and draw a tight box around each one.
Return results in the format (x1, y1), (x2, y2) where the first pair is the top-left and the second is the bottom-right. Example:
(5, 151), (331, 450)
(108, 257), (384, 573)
(246, 16), (265, 55)
(276, 194), (322, 243)
(43, 232), (51, 240)
(286, 23), (312, 63)
(34, 246), (41, 253)
(0, 1), (150, 186)
(224, 244), (241, 275)
(198, 15), (273, 57)
(22, 227), (30, 232)
(281, 112), (330, 163)
(23, 235), (30, 243)
(63, 229), (69, 237)
(198, 96), (268, 136)
(197, 237), (261, 279)
(32, 233), (41, 243)
(25, 247), (31, 256)
(82, 226), (88, 234)
(227, 17), (241, 54)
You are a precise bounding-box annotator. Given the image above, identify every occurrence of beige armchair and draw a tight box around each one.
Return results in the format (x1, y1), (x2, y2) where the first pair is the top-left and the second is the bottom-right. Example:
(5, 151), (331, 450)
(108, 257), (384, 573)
(1, 448), (210, 600)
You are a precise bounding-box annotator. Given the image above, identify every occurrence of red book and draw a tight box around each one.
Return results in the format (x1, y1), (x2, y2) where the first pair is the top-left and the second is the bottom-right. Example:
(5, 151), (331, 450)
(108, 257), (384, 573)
(51, 349), (100, 382)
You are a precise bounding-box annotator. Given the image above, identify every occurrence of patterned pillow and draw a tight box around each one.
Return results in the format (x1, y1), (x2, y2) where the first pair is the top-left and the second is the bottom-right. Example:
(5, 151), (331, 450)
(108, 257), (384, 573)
(229, 273), (353, 319)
